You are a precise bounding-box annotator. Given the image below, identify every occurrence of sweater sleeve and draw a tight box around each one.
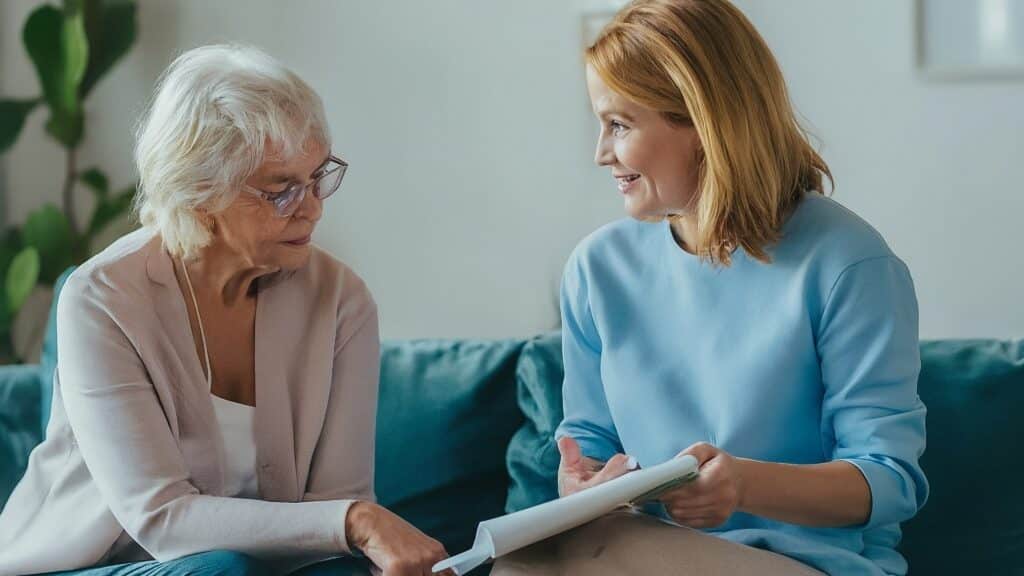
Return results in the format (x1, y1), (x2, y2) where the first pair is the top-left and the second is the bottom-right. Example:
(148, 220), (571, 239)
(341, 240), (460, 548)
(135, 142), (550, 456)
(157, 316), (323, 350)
(554, 250), (624, 462)
(817, 256), (929, 529)
(58, 276), (355, 562)
(303, 284), (380, 523)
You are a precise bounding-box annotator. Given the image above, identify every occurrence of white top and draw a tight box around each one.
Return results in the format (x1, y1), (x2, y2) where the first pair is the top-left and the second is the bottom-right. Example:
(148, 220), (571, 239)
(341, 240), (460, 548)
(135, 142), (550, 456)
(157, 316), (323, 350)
(211, 394), (260, 499)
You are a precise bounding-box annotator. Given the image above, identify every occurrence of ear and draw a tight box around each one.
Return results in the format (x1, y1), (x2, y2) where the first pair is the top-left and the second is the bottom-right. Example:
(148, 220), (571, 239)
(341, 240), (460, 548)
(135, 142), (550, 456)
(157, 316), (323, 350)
(198, 209), (215, 229)
(192, 207), (218, 238)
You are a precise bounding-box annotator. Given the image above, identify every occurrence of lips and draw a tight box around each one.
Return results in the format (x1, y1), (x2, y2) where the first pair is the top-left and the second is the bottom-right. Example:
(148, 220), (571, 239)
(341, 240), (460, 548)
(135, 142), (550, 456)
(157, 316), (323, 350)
(284, 235), (312, 246)
(615, 174), (641, 193)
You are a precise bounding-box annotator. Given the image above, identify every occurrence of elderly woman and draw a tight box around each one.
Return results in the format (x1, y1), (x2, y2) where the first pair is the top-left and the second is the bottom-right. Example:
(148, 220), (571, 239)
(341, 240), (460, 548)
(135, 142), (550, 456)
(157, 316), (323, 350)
(0, 45), (447, 576)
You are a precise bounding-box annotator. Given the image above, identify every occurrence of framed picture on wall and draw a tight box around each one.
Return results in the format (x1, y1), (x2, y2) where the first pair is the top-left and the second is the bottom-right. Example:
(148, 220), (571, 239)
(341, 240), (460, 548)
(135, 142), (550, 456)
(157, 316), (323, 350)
(917, 0), (1024, 79)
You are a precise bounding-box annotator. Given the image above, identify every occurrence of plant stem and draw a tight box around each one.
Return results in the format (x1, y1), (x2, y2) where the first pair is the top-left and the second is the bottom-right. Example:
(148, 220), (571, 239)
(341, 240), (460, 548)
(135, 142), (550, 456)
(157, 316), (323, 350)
(63, 146), (79, 239)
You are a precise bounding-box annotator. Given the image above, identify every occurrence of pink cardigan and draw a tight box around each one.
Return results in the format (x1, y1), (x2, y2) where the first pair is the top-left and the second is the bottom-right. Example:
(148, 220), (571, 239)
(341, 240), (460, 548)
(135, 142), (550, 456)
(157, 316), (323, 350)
(0, 229), (380, 575)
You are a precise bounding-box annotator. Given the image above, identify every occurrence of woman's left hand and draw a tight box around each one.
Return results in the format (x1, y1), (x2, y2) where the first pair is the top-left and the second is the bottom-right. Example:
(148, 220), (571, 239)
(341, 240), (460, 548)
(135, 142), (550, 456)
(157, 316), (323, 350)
(659, 442), (746, 529)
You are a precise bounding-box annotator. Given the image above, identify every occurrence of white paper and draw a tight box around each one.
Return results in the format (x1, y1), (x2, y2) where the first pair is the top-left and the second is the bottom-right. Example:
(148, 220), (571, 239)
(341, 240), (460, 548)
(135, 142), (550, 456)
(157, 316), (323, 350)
(433, 455), (698, 575)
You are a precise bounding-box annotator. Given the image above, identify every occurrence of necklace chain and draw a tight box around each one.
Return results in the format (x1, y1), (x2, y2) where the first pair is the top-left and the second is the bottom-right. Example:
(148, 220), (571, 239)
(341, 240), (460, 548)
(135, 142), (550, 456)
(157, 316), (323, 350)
(180, 259), (212, 388)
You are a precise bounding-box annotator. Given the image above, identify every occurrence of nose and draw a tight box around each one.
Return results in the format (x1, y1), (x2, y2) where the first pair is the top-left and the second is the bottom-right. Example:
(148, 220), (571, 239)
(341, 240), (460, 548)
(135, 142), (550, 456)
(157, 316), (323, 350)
(594, 130), (615, 167)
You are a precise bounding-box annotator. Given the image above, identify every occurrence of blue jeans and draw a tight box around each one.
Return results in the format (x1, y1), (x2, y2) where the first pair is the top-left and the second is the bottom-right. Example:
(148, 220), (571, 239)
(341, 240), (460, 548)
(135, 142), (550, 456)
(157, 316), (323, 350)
(45, 551), (372, 576)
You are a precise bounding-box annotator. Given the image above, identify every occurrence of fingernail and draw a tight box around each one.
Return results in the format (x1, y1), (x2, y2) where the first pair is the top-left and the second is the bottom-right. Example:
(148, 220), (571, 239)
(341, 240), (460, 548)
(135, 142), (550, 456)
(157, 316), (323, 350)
(626, 456), (638, 470)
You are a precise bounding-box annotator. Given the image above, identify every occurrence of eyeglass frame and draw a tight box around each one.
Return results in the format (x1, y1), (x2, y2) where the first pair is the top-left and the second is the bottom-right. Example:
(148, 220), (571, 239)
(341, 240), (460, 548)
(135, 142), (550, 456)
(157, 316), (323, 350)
(241, 154), (348, 218)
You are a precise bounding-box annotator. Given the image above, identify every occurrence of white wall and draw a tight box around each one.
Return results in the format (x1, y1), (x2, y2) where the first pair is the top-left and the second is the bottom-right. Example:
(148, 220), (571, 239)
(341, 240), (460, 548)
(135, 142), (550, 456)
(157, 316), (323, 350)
(736, 0), (1024, 339)
(1, 0), (1021, 340)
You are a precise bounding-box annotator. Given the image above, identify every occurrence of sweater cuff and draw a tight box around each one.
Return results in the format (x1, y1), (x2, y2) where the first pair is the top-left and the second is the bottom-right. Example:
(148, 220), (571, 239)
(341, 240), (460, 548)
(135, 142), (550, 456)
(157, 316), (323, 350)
(842, 458), (921, 529)
(572, 436), (620, 464)
(335, 499), (361, 554)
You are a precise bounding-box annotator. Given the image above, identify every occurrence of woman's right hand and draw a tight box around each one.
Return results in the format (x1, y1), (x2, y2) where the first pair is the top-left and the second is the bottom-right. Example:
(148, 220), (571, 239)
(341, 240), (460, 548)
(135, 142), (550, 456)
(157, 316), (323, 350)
(345, 501), (452, 576)
(557, 436), (637, 497)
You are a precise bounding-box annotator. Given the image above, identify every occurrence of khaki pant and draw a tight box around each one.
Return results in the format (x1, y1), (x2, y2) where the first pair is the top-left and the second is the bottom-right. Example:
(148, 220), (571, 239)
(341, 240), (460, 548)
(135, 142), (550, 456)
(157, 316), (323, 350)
(491, 509), (824, 576)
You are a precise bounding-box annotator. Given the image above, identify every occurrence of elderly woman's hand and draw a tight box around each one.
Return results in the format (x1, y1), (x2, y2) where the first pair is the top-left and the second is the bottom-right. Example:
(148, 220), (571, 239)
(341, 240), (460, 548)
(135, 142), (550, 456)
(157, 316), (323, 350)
(345, 501), (452, 576)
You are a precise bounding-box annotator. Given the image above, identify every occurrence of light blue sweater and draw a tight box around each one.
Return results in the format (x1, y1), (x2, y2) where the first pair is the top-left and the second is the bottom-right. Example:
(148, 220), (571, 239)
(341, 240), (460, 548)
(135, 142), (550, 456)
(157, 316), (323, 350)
(556, 194), (928, 575)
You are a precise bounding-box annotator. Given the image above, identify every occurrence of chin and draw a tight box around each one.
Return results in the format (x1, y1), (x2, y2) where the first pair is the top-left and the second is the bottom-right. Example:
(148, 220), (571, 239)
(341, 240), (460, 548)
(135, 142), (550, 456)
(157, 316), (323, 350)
(623, 200), (662, 222)
(272, 245), (313, 271)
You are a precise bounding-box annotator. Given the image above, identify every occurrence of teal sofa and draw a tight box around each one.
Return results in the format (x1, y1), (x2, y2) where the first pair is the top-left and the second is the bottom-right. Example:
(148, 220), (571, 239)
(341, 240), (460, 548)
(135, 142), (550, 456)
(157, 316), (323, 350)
(1, 273), (1022, 575)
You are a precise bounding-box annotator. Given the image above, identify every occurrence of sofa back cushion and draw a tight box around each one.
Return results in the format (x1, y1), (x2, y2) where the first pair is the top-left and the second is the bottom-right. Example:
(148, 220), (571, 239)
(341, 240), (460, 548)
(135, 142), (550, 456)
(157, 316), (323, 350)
(899, 339), (1024, 574)
(0, 365), (44, 509)
(376, 338), (524, 555)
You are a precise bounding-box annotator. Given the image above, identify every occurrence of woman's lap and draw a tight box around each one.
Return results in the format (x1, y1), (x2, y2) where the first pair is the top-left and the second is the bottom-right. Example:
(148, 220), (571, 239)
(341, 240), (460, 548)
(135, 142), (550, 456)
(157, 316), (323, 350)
(44, 551), (371, 576)
(491, 509), (823, 576)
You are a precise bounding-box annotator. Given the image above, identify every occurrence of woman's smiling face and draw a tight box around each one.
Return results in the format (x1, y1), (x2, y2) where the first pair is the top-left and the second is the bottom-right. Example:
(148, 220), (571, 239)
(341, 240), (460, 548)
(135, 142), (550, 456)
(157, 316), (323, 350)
(587, 65), (703, 221)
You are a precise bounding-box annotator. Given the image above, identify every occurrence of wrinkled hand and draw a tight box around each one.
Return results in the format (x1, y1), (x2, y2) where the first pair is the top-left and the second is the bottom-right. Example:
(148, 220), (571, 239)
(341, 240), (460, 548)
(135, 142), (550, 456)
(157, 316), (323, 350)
(557, 436), (637, 498)
(659, 442), (745, 529)
(345, 501), (454, 576)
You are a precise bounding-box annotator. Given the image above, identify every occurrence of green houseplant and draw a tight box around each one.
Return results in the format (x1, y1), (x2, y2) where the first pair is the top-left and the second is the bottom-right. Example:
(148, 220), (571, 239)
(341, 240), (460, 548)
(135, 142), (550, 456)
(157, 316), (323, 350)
(0, 0), (138, 362)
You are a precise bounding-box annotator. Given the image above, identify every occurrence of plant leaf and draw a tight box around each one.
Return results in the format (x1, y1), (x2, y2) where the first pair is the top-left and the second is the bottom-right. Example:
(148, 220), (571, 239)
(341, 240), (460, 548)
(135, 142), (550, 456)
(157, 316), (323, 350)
(24, 4), (89, 147)
(87, 184), (135, 238)
(23, 6), (65, 108)
(0, 229), (24, 311)
(22, 205), (75, 284)
(6, 247), (40, 314)
(0, 229), (22, 275)
(80, 0), (138, 98)
(62, 2), (90, 91)
(79, 167), (110, 198)
(0, 220), (24, 352)
(0, 99), (40, 154)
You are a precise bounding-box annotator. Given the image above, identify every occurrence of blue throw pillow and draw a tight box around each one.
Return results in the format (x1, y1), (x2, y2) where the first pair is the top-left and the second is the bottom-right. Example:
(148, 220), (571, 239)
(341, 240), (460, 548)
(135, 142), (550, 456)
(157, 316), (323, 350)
(900, 339), (1024, 574)
(375, 338), (524, 558)
(505, 332), (563, 513)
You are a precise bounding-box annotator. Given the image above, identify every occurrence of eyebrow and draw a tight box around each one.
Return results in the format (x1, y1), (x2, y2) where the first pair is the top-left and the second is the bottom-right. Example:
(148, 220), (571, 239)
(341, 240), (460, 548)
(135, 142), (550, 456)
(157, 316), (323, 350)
(598, 110), (636, 123)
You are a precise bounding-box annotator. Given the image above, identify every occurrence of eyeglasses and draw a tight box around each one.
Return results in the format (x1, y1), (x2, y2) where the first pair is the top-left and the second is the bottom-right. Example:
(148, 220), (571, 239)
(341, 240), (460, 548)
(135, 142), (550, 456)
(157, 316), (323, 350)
(243, 154), (348, 218)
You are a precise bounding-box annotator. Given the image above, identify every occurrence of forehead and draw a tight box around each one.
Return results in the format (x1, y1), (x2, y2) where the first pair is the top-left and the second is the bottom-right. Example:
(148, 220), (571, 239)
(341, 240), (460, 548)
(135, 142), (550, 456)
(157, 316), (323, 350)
(256, 140), (329, 178)
(585, 66), (637, 116)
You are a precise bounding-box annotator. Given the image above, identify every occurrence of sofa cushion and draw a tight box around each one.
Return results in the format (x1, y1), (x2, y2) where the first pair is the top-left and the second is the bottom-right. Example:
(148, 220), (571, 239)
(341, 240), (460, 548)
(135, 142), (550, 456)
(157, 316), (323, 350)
(375, 338), (524, 557)
(505, 332), (562, 513)
(899, 339), (1024, 574)
(0, 364), (44, 509)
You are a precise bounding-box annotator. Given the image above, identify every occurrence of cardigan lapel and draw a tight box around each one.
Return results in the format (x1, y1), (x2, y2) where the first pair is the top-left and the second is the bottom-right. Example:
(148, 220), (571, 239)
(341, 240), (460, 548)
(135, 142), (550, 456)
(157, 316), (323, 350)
(144, 237), (225, 496)
(253, 277), (300, 502)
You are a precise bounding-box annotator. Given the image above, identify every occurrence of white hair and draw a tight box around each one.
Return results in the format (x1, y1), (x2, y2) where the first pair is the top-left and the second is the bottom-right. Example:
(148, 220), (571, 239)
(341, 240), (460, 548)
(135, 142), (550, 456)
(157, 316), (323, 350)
(133, 44), (331, 258)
